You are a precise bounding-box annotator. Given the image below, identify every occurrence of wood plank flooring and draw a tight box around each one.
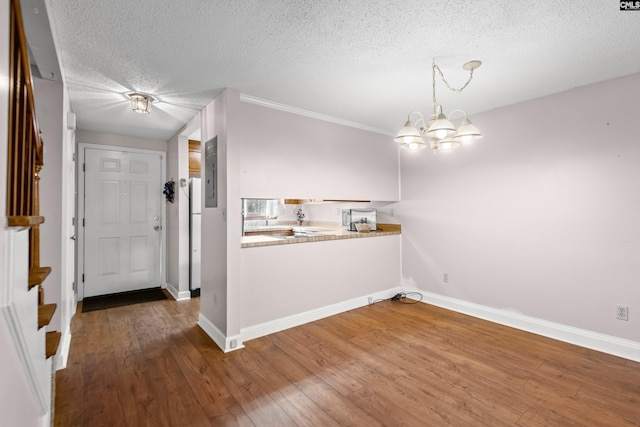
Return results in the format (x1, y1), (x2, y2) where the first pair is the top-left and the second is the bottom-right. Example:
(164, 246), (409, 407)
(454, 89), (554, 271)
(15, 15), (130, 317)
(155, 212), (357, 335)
(54, 295), (640, 426)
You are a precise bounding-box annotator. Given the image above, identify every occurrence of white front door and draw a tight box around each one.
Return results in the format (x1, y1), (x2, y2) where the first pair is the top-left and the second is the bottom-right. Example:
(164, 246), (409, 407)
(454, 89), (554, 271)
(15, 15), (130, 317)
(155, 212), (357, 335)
(83, 148), (163, 297)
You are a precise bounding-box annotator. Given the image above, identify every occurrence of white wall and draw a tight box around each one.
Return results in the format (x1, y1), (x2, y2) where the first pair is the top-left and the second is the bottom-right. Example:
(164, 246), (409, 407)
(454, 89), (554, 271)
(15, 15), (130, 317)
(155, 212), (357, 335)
(165, 114), (199, 300)
(0, 321), (45, 426)
(165, 132), (184, 296)
(0, 0), (6, 298)
(399, 72), (640, 344)
(75, 130), (167, 152)
(58, 84), (76, 370)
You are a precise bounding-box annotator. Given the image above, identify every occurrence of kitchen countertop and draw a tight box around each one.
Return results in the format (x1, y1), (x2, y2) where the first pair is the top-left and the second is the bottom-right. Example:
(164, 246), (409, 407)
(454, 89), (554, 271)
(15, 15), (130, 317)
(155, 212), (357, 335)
(241, 223), (401, 248)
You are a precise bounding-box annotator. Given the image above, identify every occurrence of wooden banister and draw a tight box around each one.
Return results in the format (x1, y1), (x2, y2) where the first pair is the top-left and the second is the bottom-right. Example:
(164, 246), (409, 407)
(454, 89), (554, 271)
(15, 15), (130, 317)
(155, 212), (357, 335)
(7, 0), (42, 219)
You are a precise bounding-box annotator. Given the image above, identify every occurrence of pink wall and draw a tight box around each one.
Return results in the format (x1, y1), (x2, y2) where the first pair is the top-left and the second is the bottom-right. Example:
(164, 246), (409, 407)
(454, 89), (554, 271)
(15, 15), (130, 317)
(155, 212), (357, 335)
(238, 101), (399, 201)
(0, 0), (47, 423)
(399, 72), (640, 342)
(199, 89), (402, 344)
(241, 236), (401, 327)
(200, 91), (231, 333)
(32, 76), (77, 370)
(33, 77), (63, 331)
(233, 98), (402, 332)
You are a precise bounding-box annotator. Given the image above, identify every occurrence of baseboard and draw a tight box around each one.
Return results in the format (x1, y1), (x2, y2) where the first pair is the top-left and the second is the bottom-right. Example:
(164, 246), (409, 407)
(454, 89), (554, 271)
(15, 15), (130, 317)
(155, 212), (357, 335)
(205, 285), (640, 362)
(405, 288), (640, 363)
(198, 313), (244, 353)
(54, 326), (72, 371)
(165, 282), (191, 301)
(241, 287), (403, 343)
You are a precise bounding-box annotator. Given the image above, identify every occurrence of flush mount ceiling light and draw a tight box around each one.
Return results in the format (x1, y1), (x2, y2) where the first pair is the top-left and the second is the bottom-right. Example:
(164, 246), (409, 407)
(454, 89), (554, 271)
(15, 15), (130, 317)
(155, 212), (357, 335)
(395, 59), (482, 152)
(127, 92), (155, 114)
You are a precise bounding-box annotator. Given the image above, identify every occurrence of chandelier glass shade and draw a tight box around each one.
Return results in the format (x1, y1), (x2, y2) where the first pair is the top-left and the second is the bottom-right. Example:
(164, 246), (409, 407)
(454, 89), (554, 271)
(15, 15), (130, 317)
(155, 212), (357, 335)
(395, 119), (426, 151)
(453, 117), (481, 143)
(425, 106), (456, 140)
(396, 59), (482, 152)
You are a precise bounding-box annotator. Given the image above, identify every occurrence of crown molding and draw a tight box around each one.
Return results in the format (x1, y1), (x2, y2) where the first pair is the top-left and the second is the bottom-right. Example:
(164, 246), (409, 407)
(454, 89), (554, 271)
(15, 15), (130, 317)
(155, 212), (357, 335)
(239, 94), (394, 136)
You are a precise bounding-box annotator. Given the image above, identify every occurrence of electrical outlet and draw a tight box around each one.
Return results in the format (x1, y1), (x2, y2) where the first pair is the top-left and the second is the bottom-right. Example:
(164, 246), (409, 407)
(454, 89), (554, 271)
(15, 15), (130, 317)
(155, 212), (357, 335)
(616, 305), (629, 321)
(443, 273), (449, 283)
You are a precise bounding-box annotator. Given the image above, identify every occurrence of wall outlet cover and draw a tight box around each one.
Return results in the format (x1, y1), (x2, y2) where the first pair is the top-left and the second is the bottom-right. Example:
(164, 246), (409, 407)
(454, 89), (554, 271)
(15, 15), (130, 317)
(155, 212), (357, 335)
(616, 305), (629, 321)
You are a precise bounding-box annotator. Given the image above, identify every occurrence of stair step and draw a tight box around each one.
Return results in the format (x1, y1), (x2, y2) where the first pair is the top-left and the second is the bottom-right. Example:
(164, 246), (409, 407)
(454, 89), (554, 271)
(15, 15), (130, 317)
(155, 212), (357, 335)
(45, 331), (61, 359)
(29, 266), (52, 289)
(38, 303), (57, 329)
(7, 215), (45, 227)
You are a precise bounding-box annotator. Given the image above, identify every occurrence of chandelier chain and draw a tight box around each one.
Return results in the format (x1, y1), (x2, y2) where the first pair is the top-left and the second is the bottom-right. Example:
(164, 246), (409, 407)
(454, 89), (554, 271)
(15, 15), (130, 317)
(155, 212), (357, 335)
(433, 63), (475, 92)
(432, 62), (475, 113)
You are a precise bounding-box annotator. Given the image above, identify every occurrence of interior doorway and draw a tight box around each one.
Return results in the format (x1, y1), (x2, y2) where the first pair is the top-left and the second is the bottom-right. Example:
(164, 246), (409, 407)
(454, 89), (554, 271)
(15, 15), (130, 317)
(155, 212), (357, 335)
(77, 144), (166, 299)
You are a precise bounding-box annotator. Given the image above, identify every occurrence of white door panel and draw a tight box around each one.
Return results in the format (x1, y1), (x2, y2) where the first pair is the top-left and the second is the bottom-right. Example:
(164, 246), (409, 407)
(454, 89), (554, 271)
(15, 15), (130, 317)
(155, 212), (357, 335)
(83, 148), (162, 297)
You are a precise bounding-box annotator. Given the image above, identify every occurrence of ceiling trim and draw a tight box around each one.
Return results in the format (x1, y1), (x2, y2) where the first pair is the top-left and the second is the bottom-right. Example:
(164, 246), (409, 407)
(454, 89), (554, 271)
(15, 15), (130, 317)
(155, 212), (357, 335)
(239, 94), (394, 137)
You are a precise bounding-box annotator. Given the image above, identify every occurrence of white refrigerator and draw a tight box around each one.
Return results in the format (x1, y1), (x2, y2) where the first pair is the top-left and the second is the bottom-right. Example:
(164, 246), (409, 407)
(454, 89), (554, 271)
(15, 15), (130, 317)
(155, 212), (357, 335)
(189, 178), (202, 293)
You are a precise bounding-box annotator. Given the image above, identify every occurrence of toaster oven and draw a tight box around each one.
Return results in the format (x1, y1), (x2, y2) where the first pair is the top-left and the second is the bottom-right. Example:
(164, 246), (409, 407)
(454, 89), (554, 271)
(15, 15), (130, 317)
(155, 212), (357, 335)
(342, 208), (376, 231)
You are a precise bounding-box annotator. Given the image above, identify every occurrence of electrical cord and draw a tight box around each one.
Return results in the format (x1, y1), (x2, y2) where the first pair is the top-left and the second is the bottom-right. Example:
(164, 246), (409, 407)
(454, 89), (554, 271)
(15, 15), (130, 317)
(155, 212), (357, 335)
(370, 292), (423, 305)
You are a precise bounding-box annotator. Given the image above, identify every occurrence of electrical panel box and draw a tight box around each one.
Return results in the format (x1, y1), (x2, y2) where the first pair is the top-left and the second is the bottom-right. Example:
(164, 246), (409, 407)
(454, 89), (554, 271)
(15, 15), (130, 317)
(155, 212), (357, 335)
(204, 136), (217, 208)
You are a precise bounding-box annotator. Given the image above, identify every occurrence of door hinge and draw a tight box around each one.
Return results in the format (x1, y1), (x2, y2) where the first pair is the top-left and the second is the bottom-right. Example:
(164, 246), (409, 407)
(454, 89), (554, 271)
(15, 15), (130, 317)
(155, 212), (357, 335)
(83, 218), (85, 227)
(82, 274), (85, 282)
(83, 163), (85, 172)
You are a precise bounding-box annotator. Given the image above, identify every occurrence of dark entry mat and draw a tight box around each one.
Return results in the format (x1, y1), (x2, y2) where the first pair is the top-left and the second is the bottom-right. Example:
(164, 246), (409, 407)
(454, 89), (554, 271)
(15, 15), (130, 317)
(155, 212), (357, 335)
(82, 287), (167, 313)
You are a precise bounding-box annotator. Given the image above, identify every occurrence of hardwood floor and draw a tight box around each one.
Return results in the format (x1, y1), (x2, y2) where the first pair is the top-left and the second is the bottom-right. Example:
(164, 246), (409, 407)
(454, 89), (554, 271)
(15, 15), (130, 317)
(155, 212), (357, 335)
(54, 295), (640, 426)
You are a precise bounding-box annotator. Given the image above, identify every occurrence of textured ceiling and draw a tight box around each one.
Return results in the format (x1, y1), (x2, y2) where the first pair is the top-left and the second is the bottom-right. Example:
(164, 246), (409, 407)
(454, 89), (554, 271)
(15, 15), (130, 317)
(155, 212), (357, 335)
(30, 0), (640, 140)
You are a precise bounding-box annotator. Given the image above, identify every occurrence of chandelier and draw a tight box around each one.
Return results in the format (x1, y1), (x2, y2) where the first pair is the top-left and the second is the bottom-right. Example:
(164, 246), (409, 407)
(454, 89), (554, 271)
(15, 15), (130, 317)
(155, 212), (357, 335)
(395, 59), (482, 152)
(127, 92), (155, 114)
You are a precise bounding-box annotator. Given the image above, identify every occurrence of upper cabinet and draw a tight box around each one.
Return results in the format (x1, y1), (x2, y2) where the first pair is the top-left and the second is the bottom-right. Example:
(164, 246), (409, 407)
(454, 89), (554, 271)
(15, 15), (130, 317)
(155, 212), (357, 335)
(188, 139), (201, 177)
(236, 101), (399, 201)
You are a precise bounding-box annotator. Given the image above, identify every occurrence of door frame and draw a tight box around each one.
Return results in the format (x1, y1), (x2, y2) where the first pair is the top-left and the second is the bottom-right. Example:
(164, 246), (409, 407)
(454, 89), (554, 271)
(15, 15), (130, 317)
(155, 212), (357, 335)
(77, 143), (167, 300)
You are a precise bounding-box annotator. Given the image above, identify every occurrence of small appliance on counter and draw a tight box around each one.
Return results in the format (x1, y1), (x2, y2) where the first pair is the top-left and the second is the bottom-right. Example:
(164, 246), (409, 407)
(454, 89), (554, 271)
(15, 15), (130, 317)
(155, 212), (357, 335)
(342, 208), (376, 231)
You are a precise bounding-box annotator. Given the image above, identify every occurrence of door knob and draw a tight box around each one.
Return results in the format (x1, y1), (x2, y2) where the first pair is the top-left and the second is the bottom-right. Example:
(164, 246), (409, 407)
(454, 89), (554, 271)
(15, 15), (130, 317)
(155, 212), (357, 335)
(154, 225), (161, 231)
(70, 235), (77, 240)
